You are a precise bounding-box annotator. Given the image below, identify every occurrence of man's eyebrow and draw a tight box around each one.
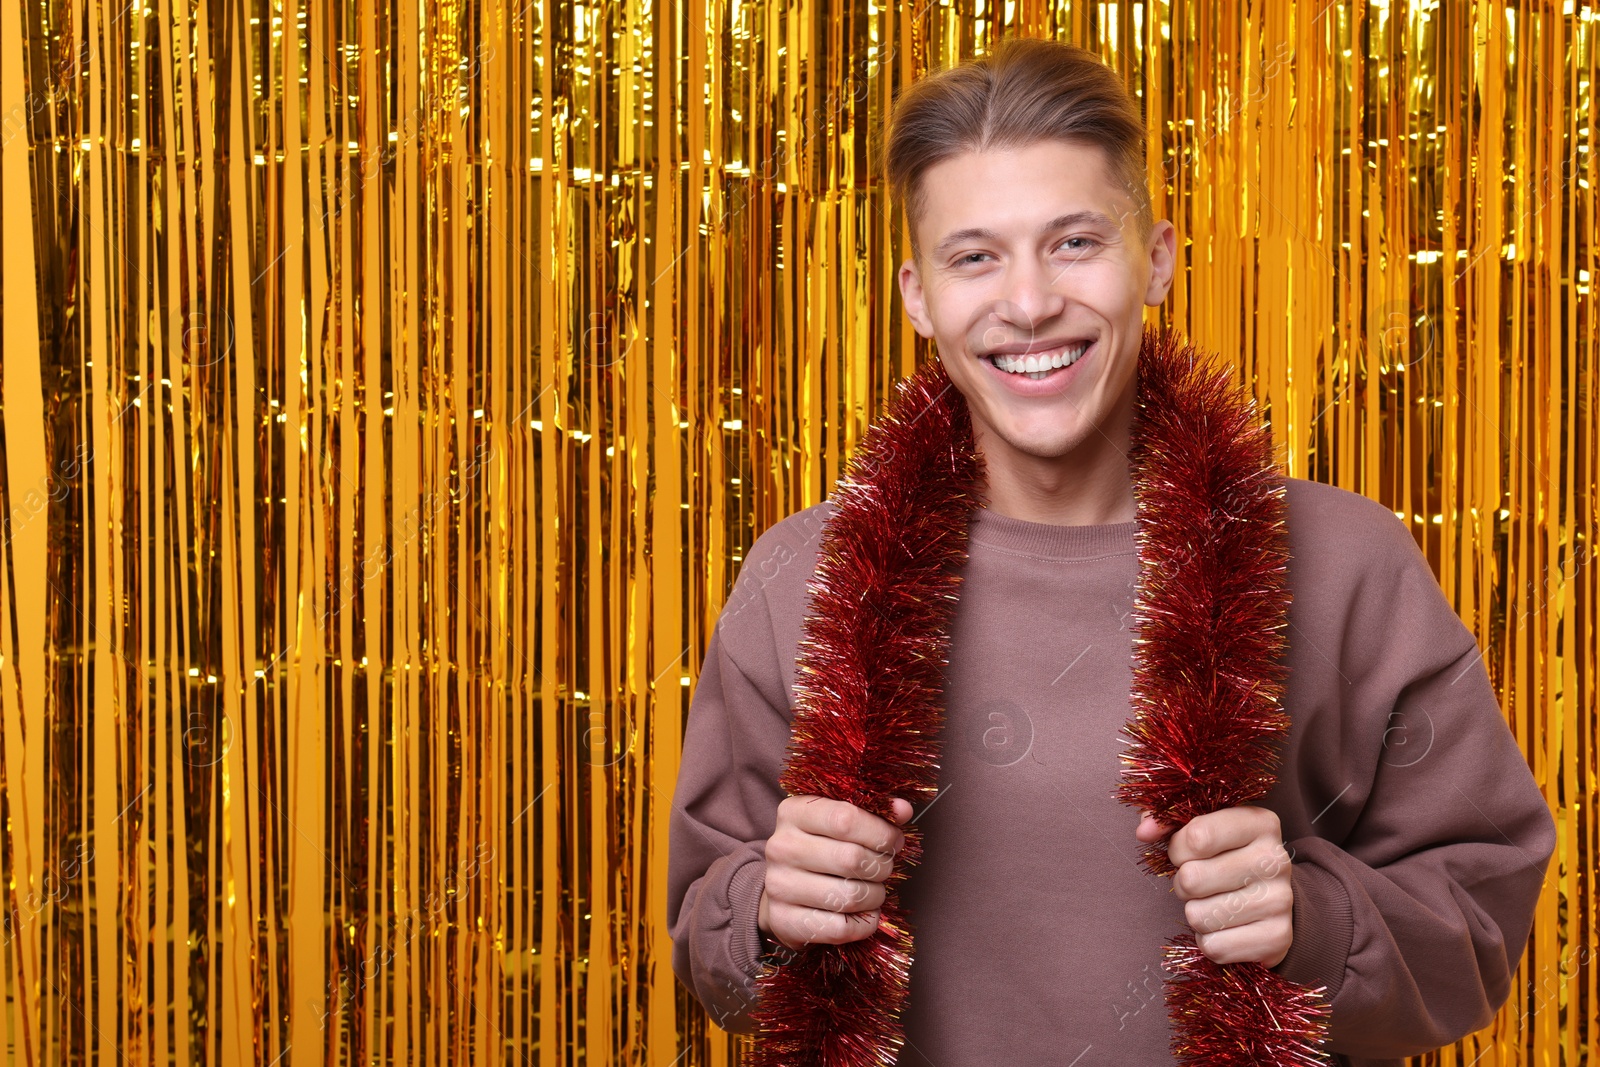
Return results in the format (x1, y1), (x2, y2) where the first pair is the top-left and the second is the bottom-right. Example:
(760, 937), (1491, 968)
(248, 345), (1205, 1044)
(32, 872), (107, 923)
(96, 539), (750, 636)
(930, 211), (1122, 260)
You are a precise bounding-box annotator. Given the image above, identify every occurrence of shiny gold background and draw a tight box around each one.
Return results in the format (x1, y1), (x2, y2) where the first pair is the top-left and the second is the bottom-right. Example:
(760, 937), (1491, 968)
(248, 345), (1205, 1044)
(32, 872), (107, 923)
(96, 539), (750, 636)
(0, 0), (1593, 1063)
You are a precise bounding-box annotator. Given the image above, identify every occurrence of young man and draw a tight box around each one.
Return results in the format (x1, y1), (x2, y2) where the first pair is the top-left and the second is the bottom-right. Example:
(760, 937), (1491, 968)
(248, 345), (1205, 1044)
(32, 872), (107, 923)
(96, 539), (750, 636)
(668, 38), (1554, 1065)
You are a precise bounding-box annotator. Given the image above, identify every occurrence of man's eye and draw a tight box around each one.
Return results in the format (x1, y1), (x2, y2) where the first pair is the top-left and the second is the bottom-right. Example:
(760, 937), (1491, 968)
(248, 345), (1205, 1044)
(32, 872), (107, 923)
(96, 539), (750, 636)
(957, 252), (990, 265)
(1058, 237), (1098, 252)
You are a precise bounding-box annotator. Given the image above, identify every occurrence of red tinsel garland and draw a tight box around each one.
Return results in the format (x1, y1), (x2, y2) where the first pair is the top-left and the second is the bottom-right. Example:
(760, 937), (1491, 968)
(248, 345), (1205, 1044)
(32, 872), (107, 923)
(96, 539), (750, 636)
(748, 326), (1331, 1066)
(1113, 330), (1333, 1064)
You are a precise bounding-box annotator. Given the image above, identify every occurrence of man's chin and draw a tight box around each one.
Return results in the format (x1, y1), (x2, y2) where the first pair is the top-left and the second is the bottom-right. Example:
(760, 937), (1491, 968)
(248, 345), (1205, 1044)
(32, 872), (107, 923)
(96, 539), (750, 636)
(978, 428), (1093, 464)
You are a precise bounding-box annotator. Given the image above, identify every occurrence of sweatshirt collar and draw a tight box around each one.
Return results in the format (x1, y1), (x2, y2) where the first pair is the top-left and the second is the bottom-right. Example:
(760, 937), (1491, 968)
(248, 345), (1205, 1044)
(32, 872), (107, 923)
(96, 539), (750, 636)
(966, 505), (1137, 560)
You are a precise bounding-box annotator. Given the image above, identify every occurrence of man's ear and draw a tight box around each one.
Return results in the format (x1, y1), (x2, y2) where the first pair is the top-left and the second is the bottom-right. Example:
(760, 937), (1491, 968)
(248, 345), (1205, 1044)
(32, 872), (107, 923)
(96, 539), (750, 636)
(898, 258), (935, 339)
(1143, 221), (1179, 307)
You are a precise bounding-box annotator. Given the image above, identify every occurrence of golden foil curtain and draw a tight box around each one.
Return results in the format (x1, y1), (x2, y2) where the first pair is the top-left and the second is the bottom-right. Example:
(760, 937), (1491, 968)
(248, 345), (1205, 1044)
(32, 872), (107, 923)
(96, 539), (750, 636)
(0, 0), (1592, 1063)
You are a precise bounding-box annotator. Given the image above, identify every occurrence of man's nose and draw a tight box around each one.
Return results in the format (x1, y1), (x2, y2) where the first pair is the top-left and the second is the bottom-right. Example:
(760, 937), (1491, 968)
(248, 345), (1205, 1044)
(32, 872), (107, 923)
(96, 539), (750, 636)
(995, 257), (1067, 332)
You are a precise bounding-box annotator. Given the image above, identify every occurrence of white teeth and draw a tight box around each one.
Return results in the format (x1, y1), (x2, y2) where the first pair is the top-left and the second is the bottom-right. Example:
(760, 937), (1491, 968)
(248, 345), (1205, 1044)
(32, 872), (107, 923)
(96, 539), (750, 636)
(988, 342), (1091, 376)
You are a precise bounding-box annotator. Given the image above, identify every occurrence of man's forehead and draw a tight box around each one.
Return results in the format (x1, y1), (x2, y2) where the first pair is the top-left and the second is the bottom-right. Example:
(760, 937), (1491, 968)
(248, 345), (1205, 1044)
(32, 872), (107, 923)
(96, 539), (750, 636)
(912, 142), (1138, 249)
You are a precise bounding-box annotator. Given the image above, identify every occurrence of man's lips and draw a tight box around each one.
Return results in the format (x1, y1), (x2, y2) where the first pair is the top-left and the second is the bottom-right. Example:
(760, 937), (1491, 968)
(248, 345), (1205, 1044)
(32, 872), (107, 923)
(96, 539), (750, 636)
(981, 336), (1098, 357)
(972, 337), (1100, 391)
(981, 338), (1095, 378)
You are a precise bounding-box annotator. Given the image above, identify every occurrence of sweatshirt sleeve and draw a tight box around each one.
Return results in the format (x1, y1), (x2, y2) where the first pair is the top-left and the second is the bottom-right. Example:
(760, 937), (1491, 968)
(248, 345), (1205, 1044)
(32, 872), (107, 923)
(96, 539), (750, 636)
(666, 578), (797, 1033)
(1266, 492), (1556, 1059)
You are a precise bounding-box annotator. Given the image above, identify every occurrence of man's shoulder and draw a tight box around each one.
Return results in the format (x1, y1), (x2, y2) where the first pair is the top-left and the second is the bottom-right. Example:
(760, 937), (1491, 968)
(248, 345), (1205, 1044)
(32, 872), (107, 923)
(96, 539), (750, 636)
(749, 500), (837, 562)
(718, 500), (835, 632)
(1283, 477), (1426, 572)
(1284, 476), (1407, 532)
(1281, 477), (1471, 663)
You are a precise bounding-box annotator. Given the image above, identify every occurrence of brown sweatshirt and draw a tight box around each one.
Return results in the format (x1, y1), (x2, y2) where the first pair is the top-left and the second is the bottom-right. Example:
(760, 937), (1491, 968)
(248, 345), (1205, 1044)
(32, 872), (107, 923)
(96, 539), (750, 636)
(667, 478), (1555, 1065)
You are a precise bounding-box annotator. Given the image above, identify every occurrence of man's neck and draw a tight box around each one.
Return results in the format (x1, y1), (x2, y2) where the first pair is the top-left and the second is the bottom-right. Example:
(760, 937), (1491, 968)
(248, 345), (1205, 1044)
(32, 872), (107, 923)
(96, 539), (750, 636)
(976, 428), (1137, 527)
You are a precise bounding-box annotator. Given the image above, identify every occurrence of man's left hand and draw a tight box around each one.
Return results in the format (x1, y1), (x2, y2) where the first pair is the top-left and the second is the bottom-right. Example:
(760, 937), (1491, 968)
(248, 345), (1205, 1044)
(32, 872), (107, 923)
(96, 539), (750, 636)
(1134, 805), (1294, 968)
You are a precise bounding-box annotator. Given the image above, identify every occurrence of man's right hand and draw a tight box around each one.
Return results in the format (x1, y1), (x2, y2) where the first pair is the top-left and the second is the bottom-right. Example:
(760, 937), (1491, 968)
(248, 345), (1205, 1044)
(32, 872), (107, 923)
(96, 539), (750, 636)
(757, 795), (914, 951)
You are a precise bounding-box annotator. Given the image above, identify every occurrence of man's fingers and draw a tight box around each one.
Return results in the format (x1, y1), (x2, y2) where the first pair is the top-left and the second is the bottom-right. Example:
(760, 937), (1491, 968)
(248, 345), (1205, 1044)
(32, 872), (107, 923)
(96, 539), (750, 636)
(764, 794), (915, 950)
(765, 866), (887, 916)
(1171, 840), (1291, 899)
(769, 899), (882, 947)
(1171, 855), (1253, 900)
(819, 837), (896, 883)
(1192, 915), (1294, 967)
(1182, 878), (1290, 933)
(1166, 806), (1277, 866)
(1135, 812), (1177, 844)
(767, 825), (898, 883)
(782, 795), (906, 857)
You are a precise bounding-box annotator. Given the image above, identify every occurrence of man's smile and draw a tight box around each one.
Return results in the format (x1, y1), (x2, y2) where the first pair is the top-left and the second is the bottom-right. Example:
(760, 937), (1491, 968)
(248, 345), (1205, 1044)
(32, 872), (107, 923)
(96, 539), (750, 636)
(977, 337), (1099, 392)
(982, 337), (1095, 380)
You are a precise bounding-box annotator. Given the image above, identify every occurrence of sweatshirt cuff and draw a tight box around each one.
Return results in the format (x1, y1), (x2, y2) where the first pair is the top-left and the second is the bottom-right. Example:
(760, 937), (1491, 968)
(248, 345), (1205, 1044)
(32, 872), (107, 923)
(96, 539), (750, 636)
(1271, 858), (1353, 1001)
(727, 856), (769, 981)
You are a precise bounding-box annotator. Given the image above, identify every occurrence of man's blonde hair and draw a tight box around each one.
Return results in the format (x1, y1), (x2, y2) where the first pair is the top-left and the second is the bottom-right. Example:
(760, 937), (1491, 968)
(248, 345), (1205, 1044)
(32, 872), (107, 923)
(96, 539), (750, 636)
(885, 38), (1154, 254)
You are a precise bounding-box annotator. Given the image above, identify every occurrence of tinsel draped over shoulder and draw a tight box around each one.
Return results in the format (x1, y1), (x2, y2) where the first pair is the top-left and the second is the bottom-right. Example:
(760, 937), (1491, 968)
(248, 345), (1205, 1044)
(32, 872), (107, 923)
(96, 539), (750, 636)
(748, 327), (1331, 1066)
(747, 359), (983, 1067)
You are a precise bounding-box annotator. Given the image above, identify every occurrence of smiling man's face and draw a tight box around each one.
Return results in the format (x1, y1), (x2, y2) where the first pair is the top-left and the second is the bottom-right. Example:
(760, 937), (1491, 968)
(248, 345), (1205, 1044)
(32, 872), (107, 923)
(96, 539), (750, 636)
(898, 139), (1176, 470)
